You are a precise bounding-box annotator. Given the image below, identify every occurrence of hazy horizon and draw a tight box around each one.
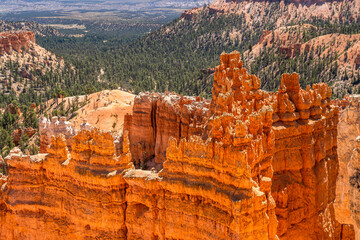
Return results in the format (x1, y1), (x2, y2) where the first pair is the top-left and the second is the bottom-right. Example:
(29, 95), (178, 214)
(0, 0), (212, 13)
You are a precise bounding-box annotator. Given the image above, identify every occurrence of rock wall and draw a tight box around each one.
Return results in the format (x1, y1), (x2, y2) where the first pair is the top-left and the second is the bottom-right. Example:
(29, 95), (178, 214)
(0, 129), (132, 240)
(348, 139), (360, 239)
(334, 95), (360, 239)
(270, 73), (346, 239)
(0, 51), (355, 240)
(0, 31), (35, 55)
(124, 92), (210, 169)
(124, 51), (278, 240)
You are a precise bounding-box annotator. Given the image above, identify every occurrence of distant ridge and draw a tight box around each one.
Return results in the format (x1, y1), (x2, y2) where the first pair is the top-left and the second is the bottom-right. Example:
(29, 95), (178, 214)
(0, 20), (62, 36)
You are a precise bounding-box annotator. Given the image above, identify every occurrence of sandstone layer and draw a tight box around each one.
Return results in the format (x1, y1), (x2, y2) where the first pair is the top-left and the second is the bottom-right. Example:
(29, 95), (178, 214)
(44, 90), (135, 134)
(1, 130), (132, 239)
(0, 51), (355, 240)
(124, 92), (210, 169)
(271, 73), (343, 239)
(333, 95), (360, 239)
(0, 31), (35, 56)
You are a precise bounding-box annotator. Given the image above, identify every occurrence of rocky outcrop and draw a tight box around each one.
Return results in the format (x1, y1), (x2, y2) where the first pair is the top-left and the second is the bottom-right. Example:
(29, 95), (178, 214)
(181, 8), (199, 20)
(181, 6), (224, 20)
(271, 73), (344, 239)
(124, 51), (277, 239)
(0, 31), (35, 56)
(11, 127), (36, 145)
(20, 68), (32, 79)
(38, 116), (96, 153)
(348, 138), (360, 238)
(124, 92), (210, 169)
(0, 51), (355, 239)
(5, 103), (20, 115)
(278, 44), (302, 58)
(334, 95), (360, 239)
(0, 130), (132, 239)
(39, 116), (75, 153)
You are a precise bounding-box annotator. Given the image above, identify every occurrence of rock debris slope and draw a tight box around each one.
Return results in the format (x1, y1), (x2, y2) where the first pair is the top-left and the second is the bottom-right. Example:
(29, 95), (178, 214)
(0, 51), (355, 240)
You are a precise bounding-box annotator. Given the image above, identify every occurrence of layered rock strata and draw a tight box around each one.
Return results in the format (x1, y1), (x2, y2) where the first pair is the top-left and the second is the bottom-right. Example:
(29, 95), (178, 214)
(1, 129), (132, 239)
(0, 51), (355, 240)
(0, 31), (35, 55)
(124, 92), (210, 169)
(348, 138), (360, 239)
(124, 51), (278, 240)
(270, 73), (345, 239)
(334, 95), (360, 239)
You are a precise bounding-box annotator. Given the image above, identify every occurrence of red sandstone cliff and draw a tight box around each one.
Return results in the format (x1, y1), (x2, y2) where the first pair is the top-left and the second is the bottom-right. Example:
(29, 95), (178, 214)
(0, 51), (355, 240)
(0, 31), (35, 55)
(0, 30), (65, 98)
(124, 92), (210, 169)
(333, 95), (360, 239)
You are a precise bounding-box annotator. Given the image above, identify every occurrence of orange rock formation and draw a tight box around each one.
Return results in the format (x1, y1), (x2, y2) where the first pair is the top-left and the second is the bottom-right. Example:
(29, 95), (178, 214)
(0, 51), (355, 240)
(124, 92), (210, 169)
(271, 73), (343, 239)
(333, 95), (360, 239)
(0, 31), (35, 55)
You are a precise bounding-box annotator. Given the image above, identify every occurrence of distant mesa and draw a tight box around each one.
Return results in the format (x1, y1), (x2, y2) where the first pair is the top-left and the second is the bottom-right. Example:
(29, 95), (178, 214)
(181, 7), (225, 20)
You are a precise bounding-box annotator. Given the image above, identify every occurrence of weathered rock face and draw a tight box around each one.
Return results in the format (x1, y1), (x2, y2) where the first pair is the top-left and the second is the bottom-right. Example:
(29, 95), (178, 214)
(0, 51), (355, 240)
(124, 92), (210, 169)
(0, 31), (35, 55)
(123, 51), (278, 240)
(333, 95), (360, 239)
(0, 130), (132, 239)
(348, 139), (360, 239)
(5, 103), (20, 115)
(270, 73), (344, 239)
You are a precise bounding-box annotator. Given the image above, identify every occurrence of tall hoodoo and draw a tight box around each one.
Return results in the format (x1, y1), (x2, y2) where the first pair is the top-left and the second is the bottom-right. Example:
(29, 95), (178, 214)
(271, 72), (343, 239)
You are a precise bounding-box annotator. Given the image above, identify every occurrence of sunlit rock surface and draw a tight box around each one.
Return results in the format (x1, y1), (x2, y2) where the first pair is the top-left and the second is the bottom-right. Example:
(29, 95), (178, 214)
(0, 51), (354, 240)
(0, 31), (35, 55)
(333, 95), (360, 239)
